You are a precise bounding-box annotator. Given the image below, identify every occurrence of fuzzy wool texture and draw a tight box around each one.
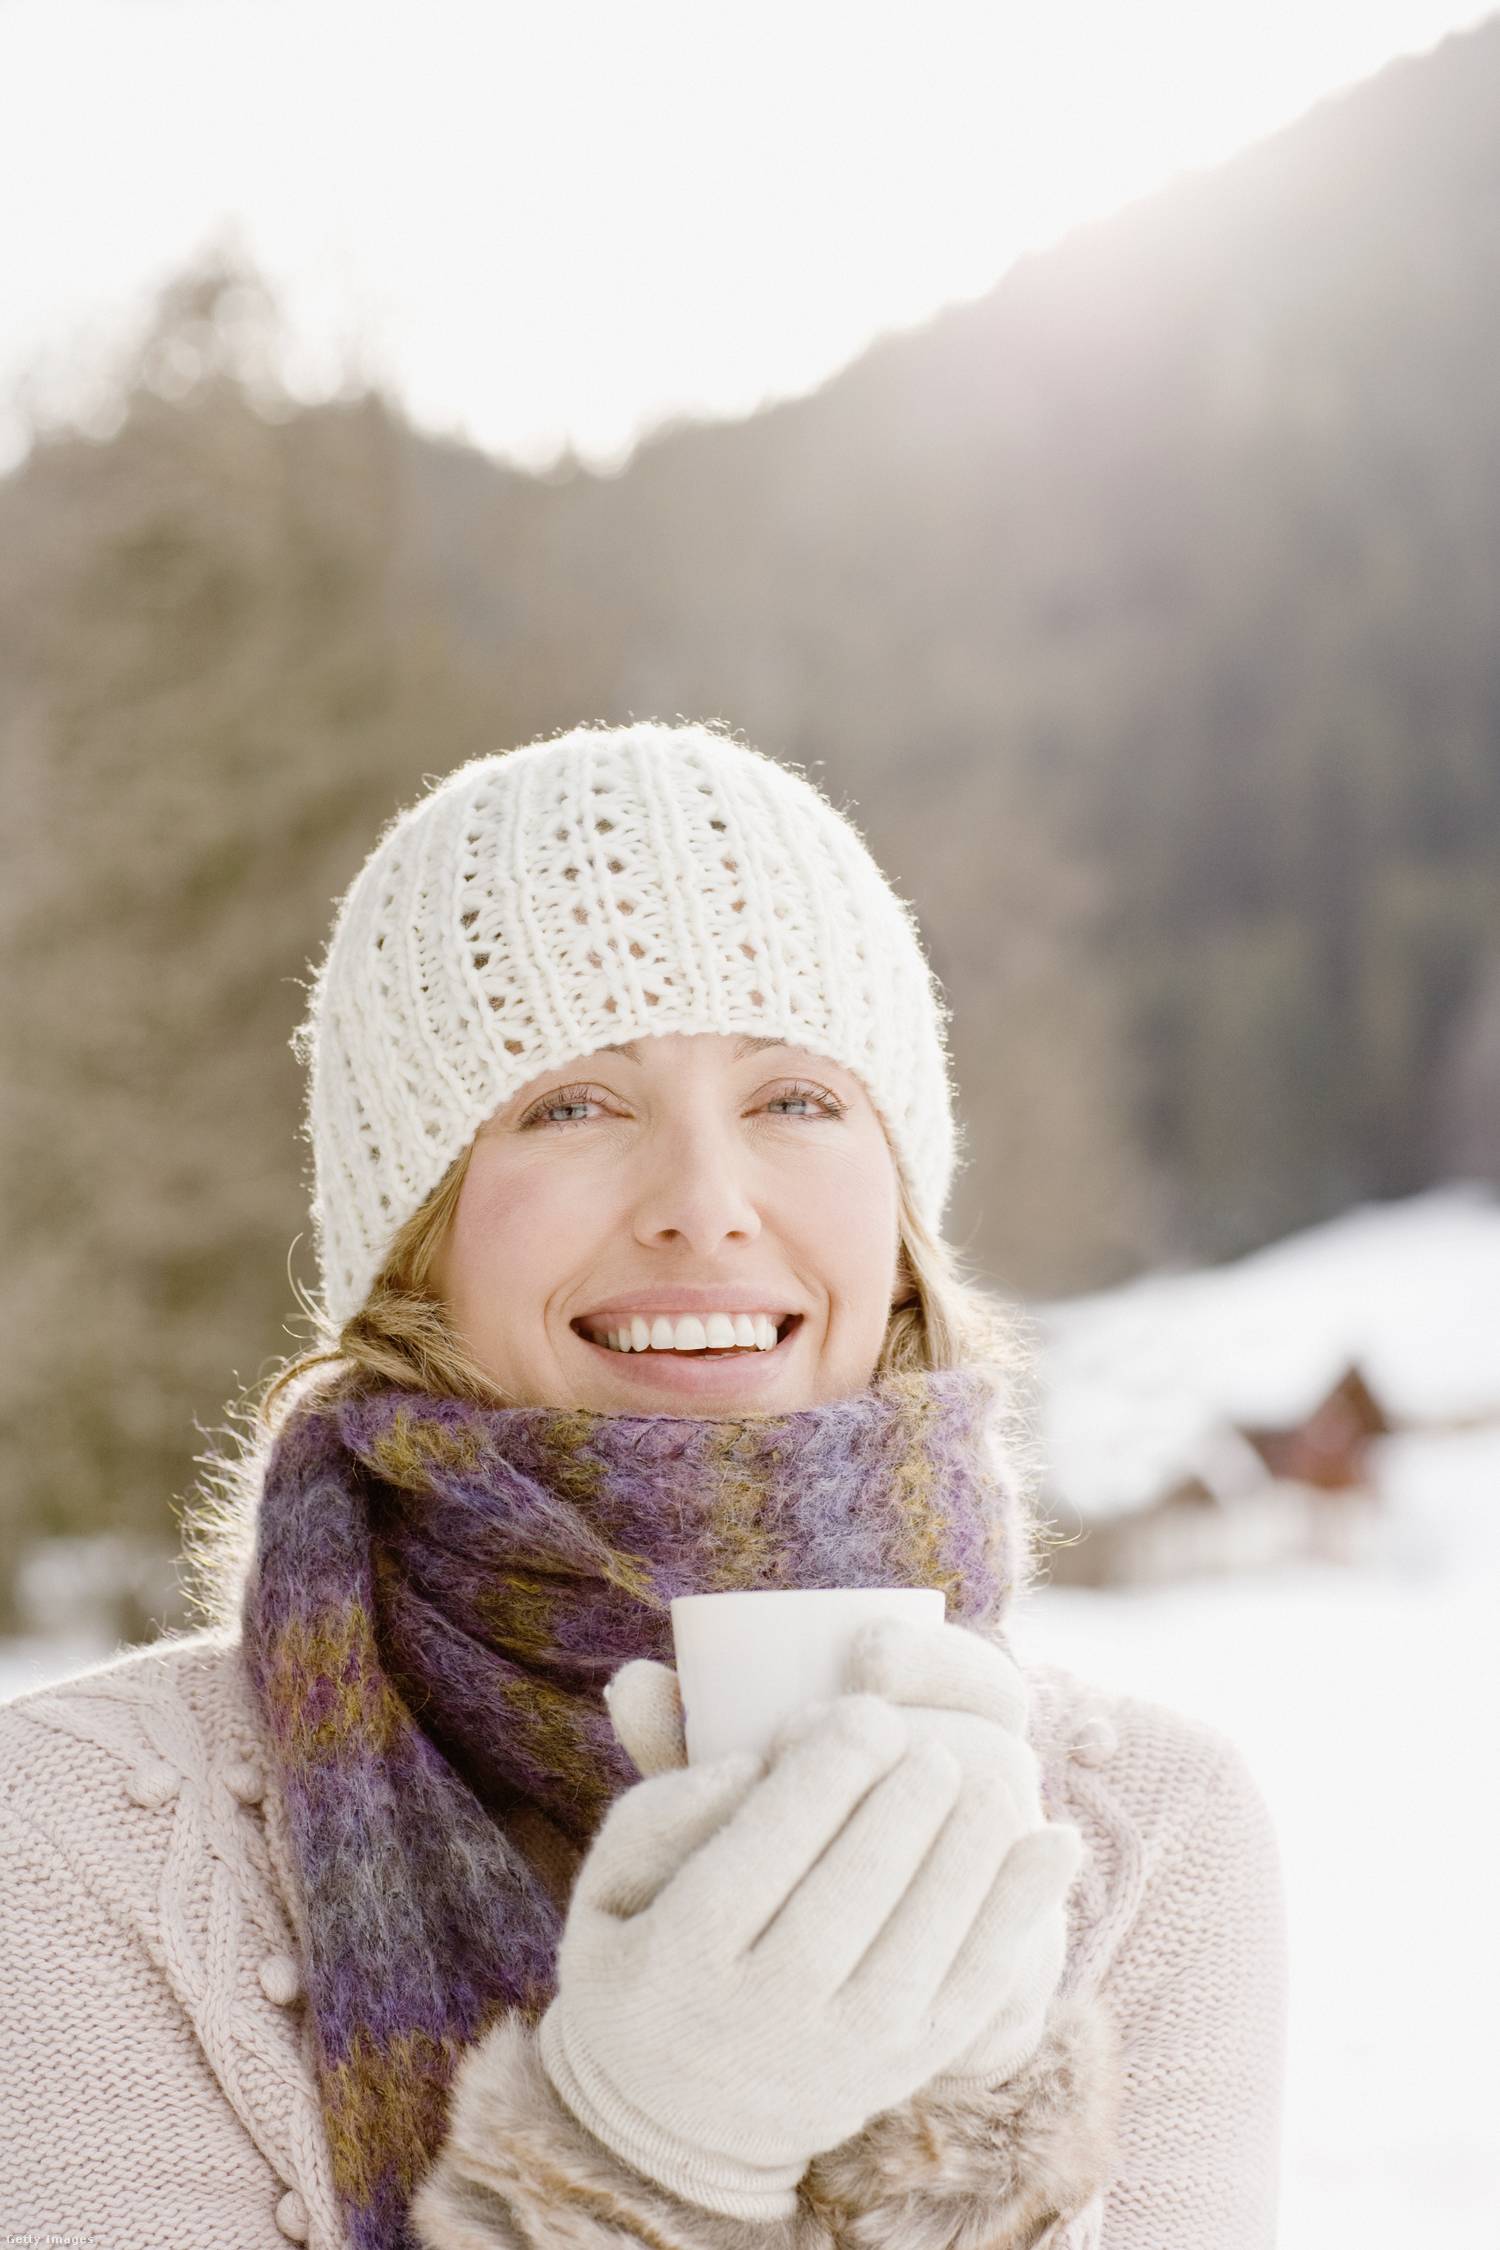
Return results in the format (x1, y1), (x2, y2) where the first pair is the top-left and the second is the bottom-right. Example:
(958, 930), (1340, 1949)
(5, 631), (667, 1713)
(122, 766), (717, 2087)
(800, 1991), (1124, 2250)
(409, 1989), (1121, 2250)
(239, 1366), (1033, 2250)
(297, 721), (961, 1329)
(408, 2012), (840, 2250)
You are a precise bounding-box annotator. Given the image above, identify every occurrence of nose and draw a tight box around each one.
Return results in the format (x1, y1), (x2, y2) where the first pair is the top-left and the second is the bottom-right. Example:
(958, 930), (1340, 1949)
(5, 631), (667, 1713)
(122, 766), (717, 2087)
(628, 1115), (763, 1255)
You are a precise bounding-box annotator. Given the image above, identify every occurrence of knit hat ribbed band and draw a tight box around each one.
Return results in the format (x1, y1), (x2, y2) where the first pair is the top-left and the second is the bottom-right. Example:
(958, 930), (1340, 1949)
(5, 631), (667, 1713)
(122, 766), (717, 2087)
(296, 721), (961, 1331)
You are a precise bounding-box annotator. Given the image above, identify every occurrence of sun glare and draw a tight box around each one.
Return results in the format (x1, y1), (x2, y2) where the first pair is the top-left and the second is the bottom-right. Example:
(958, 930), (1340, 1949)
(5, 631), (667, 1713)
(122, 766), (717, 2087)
(0, 0), (1492, 475)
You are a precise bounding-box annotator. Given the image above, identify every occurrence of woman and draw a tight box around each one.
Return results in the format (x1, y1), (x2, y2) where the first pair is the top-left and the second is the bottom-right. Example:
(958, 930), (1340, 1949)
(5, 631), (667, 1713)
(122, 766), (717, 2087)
(0, 720), (1287, 2249)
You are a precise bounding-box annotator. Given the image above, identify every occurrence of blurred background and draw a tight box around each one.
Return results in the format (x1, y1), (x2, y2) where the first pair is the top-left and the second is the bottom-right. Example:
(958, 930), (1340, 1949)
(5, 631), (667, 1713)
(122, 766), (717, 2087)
(2, 2), (1498, 2239)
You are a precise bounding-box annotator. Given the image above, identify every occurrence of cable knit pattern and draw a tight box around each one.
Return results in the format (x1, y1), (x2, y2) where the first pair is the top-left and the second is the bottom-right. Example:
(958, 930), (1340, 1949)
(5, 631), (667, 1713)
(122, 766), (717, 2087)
(0, 1632), (341, 2246)
(0, 1628), (1287, 2248)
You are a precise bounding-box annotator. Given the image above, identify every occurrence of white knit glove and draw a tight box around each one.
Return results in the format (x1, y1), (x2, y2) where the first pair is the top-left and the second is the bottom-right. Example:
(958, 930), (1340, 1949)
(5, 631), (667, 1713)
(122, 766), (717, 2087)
(839, 1614), (1080, 2088)
(605, 1614), (1082, 2096)
(538, 1690), (1069, 2219)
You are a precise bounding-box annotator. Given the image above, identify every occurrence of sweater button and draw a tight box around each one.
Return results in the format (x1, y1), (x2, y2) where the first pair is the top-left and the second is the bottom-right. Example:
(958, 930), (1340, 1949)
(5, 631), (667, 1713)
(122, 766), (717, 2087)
(1069, 1715), (1118, 1767)
(259, 1952), (303, 2006)
(275, 2187), (309, 2240)
(124, 1759), (180, 1808)
(225, 1759), (265, 1804)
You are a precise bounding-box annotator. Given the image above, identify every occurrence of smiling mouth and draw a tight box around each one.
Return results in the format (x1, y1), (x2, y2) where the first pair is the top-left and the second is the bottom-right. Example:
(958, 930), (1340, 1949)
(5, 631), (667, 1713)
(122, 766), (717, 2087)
(572, 1315), (802, 1357)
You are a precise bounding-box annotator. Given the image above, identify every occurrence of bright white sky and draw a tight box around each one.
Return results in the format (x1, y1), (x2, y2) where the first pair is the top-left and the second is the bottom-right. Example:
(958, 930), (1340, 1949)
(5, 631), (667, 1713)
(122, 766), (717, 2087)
(1, 0), (1495, 476)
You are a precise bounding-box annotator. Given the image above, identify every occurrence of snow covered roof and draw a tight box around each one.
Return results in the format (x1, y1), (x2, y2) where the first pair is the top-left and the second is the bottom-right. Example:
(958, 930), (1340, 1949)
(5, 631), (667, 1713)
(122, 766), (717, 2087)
(1029, 1184), (1500, 1523)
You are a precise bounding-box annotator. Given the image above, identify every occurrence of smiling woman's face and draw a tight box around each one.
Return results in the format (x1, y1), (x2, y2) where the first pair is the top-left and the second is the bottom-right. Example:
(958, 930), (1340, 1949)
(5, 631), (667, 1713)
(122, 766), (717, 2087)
(430, 1030), (903, 1414)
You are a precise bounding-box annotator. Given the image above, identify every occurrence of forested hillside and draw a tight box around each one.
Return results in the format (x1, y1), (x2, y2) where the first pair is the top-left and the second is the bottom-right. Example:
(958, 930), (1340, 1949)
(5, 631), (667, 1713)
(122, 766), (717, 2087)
(2, 16), (1497, 1625)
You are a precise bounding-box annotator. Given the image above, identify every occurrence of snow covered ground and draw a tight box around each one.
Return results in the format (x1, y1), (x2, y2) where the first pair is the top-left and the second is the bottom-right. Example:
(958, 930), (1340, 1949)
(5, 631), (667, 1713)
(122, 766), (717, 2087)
(1009, 1422), (1500, 2248)
(0, 1630), (121, 1702)
(4, 1188), (1497, 2244)
(1012, 1192), (1500, 2244)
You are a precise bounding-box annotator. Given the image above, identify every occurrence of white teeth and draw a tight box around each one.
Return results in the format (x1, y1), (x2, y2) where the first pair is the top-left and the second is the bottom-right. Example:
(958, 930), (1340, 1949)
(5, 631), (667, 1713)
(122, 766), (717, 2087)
(587, 1312), (791, 1353)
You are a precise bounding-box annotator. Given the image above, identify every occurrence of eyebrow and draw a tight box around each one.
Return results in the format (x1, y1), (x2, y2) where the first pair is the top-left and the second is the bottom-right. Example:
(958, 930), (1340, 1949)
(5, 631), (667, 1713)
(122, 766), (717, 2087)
(595, 1036), (796, 1063)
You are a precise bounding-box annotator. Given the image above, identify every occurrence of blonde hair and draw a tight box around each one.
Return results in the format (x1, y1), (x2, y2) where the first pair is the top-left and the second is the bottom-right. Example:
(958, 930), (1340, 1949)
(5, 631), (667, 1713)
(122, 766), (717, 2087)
(180, 1139), (1054, 1633)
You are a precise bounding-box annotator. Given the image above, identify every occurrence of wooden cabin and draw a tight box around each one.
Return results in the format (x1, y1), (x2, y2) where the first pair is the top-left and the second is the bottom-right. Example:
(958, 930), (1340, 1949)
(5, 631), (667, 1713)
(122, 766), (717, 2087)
(1039, 1362), (1391, 1588)
(1234, 1363), (1391, 1487)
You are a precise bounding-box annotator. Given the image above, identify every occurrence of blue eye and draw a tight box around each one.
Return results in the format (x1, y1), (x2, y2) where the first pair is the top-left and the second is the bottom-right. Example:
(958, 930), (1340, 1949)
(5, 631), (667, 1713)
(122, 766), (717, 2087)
(519, 1084), (601, 1128)
(766, 1083), (845, 1120)
(518, 1079), (846, 1130)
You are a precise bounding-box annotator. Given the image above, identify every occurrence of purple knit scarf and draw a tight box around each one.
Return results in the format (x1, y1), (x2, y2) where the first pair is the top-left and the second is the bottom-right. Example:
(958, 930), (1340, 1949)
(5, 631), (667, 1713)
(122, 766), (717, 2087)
(240, 1366), (1029, 2250)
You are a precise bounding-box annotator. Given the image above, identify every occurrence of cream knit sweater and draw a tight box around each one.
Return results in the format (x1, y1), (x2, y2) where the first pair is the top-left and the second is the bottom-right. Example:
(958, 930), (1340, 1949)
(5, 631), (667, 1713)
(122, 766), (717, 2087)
(0, 1628), (1287, 2248)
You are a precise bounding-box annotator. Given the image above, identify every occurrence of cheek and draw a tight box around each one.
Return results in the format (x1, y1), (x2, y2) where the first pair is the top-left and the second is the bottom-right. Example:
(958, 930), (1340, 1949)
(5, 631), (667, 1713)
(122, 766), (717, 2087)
(790, 1132), (900, 1280)
(447, 1162), (581, 1304)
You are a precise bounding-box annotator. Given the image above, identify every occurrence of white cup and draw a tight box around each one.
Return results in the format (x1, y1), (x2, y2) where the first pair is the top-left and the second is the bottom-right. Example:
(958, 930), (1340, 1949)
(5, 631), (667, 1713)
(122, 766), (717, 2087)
(670, 1586), (946, 1766)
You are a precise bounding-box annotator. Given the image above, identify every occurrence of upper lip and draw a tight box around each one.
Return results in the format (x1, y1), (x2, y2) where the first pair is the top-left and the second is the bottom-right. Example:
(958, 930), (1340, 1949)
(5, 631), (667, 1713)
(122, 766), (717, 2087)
(573, 1289), (802, 1323)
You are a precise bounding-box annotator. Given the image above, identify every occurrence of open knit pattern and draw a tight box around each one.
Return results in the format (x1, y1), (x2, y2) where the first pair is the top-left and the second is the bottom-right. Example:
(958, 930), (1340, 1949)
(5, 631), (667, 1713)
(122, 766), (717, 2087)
(239, 1367), (1032, 2250)
(296, 722), (961, 1330)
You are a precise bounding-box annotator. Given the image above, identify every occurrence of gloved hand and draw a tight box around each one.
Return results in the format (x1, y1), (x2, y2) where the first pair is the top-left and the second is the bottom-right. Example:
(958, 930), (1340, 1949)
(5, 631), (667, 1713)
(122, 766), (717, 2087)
(604, 1613), (1081, 2095)
(538, 1690), (1069, 2219)
(839, 1614), (1080, 2089)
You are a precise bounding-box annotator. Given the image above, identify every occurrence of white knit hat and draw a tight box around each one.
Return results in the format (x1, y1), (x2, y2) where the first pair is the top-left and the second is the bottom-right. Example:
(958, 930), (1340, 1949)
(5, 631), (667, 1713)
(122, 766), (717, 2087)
(294, 721), (961, 1331)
